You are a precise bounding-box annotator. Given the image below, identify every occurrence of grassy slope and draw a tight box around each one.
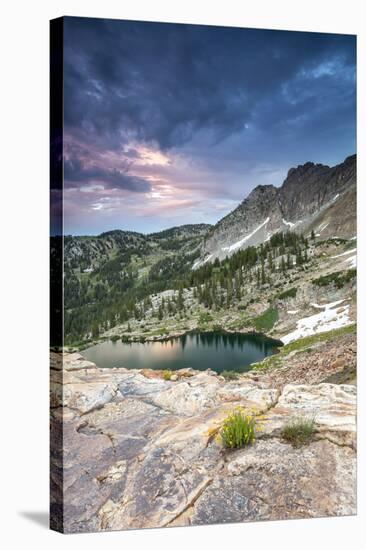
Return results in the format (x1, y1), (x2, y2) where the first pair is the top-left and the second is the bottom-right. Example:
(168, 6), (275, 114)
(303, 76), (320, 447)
(252, 323), (356, 372)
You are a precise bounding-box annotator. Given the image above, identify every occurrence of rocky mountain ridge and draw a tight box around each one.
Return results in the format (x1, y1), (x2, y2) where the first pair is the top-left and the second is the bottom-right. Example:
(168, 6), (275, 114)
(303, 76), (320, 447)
(197, 154), (356, 266)
(63, 223), (212, 272)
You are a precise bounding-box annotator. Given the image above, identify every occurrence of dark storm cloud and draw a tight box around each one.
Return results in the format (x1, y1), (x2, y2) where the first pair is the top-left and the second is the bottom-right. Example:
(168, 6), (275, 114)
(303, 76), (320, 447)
(64, 155), (151, 192)
(63, 17), (356, 150)
(61, 17), (356, 235)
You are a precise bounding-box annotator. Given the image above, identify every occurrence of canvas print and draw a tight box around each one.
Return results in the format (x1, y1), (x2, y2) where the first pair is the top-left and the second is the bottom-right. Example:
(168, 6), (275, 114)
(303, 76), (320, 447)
(50, 16), (357, 533)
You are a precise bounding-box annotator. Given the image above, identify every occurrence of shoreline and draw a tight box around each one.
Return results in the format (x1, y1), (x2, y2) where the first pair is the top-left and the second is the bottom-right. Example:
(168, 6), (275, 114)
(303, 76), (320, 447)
(58, 326), (284, 354)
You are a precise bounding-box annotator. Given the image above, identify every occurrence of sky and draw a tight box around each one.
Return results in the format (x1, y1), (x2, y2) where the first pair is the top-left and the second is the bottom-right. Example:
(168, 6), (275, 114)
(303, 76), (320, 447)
(53, 17), (356, 236)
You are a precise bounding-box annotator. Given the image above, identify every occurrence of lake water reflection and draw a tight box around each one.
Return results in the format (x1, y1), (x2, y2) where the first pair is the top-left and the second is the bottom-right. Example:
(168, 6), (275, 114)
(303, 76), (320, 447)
(82, 331), (282, 373)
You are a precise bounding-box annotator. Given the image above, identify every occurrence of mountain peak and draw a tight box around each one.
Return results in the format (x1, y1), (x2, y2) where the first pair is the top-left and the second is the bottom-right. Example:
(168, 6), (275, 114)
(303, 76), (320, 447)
(284, 161), (329, 183)
(241, 184), (278, 206)
(248, 183), (276, 195)
(197, 154), (356, 265)
(343, 153), (356, 165)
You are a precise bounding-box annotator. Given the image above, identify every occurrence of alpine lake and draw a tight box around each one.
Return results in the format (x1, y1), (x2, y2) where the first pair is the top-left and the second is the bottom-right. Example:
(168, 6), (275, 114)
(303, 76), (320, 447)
(82, 331), (282, 374)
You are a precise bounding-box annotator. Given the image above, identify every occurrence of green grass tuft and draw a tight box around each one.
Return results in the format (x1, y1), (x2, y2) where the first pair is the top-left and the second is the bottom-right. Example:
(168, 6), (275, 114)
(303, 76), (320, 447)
(252, 307), (279, 332)
(282, 416), (316, 447)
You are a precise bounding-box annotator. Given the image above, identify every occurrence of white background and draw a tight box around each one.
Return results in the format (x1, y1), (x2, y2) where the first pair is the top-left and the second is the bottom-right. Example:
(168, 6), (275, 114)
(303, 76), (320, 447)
(1, 0), (365, 548)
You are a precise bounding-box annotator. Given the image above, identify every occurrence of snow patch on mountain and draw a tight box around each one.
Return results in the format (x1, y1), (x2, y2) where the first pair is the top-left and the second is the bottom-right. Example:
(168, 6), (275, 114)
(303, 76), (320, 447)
(282, 218), (295, 228)
(318, 222), (329, 233)
(344, 255), (357, 268)
(310, 299), (345, 309)
(330, 247), (357, 269)
(222, 217), (270, 253)
(331, 248), (356, 259)
(282, 300), (351, 344)
(192, 253), (213, 270)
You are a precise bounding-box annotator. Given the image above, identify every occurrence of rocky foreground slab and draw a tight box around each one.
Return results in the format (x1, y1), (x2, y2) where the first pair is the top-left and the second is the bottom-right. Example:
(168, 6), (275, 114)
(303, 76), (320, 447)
(50, 352), (356, 533)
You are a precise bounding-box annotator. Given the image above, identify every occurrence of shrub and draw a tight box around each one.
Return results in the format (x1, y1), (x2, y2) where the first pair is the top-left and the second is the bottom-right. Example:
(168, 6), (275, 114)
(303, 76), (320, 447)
(163, 370), (172, 381)
(220, 408), (256, 449)
(198, 312), (213, 324)
(281, 416), (316, 447)
(276, 287), (297, 300)
(221, 370), (240, 380)
(314, 238), (347, 247)
(312, 269), (356, 289)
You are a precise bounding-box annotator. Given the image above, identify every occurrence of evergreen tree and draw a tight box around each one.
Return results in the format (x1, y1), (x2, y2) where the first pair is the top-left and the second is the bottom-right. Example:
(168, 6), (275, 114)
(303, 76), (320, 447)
(235, 276), (241, 300)
(296, 249), (303, 266)
(287, 253), (291, 270)
(158, 305), (163, 320)
(238, 268), (243, 287)
(91, 322), (99, 338)
(281, 256), (286, 274)
(177, 287), (184, 310)
(261, 263), (266, 285)
(268, 252), (274, 272)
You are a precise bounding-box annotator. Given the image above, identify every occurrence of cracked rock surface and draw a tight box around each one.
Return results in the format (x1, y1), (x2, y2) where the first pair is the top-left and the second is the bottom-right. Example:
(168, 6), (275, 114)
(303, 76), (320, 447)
(50, 352), (356, 533)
